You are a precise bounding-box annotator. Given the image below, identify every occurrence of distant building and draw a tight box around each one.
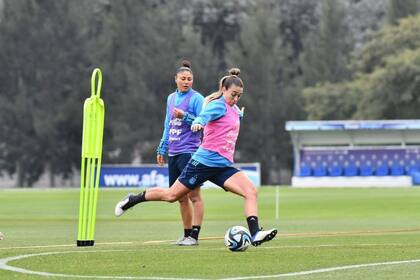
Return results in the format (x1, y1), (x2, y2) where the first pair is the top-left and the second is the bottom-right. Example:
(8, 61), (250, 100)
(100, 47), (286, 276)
(286, 120), (420, 187)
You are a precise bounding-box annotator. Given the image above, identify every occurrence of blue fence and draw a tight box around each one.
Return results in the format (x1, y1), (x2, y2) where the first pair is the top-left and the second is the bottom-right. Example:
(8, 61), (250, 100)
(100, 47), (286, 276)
(99, 163), (261, 188)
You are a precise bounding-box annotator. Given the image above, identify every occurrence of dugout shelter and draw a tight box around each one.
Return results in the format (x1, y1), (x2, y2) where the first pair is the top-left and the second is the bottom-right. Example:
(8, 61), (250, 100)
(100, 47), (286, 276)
(286, 120), (420, 187)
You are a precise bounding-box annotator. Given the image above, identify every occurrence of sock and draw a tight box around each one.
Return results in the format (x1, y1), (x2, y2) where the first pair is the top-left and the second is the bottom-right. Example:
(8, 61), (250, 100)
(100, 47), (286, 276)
(190, 225), (201, 240)
(246, 216), (259, 236)
(122, 191), (146, 210)
(184, 228), (192, 238)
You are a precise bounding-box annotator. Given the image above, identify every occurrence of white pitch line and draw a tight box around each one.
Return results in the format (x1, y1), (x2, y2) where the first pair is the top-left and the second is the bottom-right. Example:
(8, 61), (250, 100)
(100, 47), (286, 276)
(0, 241), (134, 251)
(176, 243), (411, 252)
(1, 250), (420, 279)
(2, 228), (419, 249)
(143, 236), (222, 244)
(0, 241), (413, 252)
(218, 259), (420, 280)
(0, 251), (200, 279)
(143, 228), (420, 244)
(255, 243), (406, 250)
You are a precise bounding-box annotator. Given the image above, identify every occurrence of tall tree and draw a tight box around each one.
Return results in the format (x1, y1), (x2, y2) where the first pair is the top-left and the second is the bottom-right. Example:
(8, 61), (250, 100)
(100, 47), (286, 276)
(191, 0), (248, 69)
(300, 0), (351, 86)
(302, 15), (420, 120)
(0, 0), (90, 186)
(387, 0), (419, 25)
(84, 0), (213, 164)
(278, 0), (319, 61)
(355, 15), (420, 119)
(226, 3), (302, 183)
(179, 24), (221, 96)
(344, 0), (387, 49)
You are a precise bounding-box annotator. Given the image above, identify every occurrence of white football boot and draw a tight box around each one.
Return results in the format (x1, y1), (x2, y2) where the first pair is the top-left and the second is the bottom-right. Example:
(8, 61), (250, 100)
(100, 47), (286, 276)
(171, 236), (186, 245)
(178, 236), (198, 246)
(114, 193), (134, 217)
(251, 228), (277, 246)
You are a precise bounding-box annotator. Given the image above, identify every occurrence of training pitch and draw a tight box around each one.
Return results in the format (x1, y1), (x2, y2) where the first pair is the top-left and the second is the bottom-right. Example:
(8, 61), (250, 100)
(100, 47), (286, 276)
(0, 187), (420, 279)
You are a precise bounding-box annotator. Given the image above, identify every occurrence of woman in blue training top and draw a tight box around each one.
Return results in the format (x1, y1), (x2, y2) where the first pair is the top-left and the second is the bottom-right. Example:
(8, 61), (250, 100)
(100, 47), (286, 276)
(155, 60), (204, 246)
(115, 68), (277, 247)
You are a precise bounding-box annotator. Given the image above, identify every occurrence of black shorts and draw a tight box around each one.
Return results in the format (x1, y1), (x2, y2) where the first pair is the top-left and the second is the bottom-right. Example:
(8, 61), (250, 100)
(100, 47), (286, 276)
(168, 153), (193, 186)
(178, 159), (240, 190)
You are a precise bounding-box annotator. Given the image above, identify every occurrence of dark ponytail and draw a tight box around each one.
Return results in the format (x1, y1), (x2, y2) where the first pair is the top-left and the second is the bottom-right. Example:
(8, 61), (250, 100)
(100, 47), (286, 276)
(204, 67), (243, 106)
(221, 68), (243, 89)
(176, 59), (193, 75)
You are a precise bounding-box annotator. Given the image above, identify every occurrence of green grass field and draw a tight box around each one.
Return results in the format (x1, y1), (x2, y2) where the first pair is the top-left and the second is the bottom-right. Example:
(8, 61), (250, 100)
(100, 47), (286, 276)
(1, 187), (420, 279)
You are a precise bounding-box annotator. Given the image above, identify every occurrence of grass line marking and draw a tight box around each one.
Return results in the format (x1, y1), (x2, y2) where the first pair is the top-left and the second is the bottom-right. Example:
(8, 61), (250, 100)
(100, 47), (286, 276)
(4, 242), (412, 252)
(0, 251), (200, 279)
(219, 259), (420, 279)
(143, 236), (222, 244)
(177, 243), (418, 252)
(2, 227), (419, 250)
(1, 250), (420, 279)
(282, 228), (420, 238)
(0, 242), (134, 251)
(143, 227), (420, 244)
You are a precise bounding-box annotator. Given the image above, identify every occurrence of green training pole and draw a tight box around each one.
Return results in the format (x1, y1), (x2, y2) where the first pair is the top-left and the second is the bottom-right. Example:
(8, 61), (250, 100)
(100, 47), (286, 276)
(77, 68), (105, 247)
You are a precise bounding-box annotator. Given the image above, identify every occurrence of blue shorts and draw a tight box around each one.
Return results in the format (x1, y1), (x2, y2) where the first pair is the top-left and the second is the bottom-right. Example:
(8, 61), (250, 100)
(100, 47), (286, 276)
(168, 153), (193, 186)
(178, 159), (240, 190)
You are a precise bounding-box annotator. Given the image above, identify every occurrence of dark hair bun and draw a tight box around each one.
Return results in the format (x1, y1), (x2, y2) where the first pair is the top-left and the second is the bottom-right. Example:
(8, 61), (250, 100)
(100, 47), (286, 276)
(181, 59), (191, 69)
(228, 68), (240, 76)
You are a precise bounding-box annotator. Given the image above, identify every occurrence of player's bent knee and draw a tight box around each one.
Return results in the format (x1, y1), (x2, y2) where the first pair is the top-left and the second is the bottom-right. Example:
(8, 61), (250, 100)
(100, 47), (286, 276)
(245, 185), (257, 200)
(188, 191), (202, 203)
(190, 197), (201, 204)
(166, 196), (177, 203)
(178, 196), (188, 203)
(166, 193), (180, 203)
(159, 190), (178, 202)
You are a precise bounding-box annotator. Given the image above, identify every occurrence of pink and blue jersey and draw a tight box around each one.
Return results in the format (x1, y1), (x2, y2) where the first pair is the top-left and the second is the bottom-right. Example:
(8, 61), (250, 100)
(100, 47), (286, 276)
(157, 88), (204, 156)
(192, 96), (243, 167)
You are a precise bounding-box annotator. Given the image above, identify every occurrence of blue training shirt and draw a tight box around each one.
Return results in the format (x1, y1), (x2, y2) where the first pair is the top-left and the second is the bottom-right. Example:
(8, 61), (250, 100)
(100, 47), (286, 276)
(157, 88), (204, 156)
(192, 96), (243, 167)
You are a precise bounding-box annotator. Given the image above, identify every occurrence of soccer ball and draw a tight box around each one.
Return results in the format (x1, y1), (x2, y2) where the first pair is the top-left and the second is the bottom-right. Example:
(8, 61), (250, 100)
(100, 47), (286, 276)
(224, 226), (251, 252)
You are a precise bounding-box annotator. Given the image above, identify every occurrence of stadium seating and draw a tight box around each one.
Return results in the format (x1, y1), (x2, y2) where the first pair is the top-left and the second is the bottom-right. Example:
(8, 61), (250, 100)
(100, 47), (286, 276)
(299, 165), (312, 177)
(375, 164), (389, 176)
(360, 165), (373, 176)
(391, 164), (404, 176)
(412, 171), (420, 184)
(313, 166), (327, 177)
(287, 120), (420, 187)
(329, 165), (342, 176)
(298, 148), (420, 180)
(407, 165), (420, 176)
(344, 165), (358, 176)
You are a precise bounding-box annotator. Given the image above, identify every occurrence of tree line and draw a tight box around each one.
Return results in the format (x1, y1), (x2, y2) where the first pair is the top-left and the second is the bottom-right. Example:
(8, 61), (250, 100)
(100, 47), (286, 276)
(0, 0), (419, 186)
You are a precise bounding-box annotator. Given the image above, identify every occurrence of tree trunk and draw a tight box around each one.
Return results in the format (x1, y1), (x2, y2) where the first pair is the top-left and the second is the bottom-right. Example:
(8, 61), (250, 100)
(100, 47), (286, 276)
(48, 162), (56, 188)
(16, 159), (24, 187)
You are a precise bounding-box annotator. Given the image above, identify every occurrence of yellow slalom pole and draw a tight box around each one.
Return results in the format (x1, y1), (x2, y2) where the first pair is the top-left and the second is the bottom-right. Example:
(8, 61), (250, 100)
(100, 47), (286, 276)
(77, 68), (105, 247)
